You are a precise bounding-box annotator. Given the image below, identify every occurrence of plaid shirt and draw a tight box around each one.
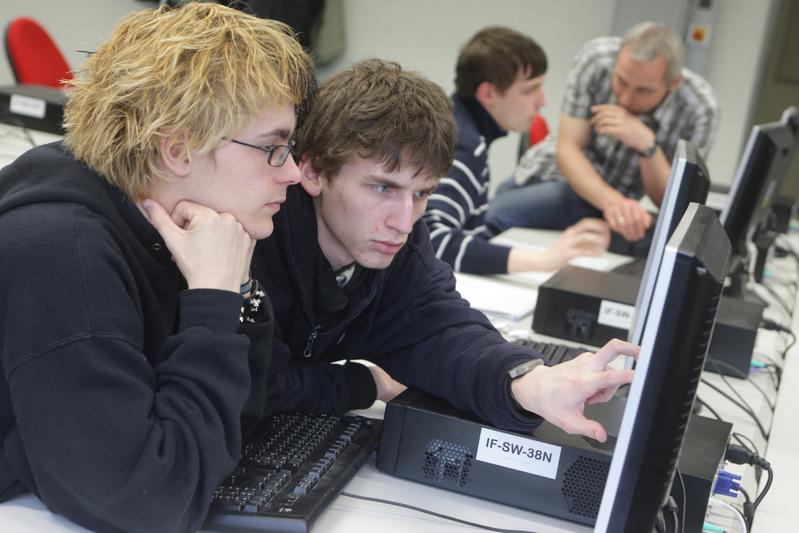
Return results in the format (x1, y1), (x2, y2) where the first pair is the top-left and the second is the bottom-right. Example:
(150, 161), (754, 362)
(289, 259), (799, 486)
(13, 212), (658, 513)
(514, 36), (720, 199)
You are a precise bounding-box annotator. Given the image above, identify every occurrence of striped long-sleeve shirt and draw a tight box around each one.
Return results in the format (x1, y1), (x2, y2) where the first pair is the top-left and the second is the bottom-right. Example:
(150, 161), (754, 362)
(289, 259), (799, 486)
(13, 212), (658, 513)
(423, 95), (511, 274)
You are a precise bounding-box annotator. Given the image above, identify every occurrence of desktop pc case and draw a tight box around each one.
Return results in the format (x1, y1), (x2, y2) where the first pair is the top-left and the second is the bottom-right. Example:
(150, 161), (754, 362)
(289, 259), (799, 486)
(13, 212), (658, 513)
(0, 84), (66, 135)
(379, 204), (734, 530)
(377, 388), (624, 526)
(532, 267), (761, 377)
(532, 265), (639, 345)
(377, 388), (731, 528)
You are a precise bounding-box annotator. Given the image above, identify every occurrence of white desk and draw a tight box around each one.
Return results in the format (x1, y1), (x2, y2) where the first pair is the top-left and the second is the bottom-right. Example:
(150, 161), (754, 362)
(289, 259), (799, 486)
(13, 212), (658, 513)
(0, 134), (795, 532)
(0, 122), (62, 169)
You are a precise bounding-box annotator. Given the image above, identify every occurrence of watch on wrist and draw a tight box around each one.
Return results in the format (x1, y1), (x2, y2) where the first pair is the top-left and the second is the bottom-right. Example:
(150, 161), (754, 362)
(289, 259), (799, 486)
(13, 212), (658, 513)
(507, 359), (545, 414)
(507, 359), (545, 379)
(640, 139), (658, 158)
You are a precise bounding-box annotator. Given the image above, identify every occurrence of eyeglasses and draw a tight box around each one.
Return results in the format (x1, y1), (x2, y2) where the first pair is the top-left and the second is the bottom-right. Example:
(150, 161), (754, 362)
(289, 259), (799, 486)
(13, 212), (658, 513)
(228, 138), (296, 167)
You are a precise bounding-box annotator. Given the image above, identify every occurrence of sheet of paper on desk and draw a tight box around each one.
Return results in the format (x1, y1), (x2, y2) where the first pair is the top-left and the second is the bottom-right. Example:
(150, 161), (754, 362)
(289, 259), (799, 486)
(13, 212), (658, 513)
(569, 255), (610, 271)
(491, 236), (611, 273)
(454, 273), (537, 321)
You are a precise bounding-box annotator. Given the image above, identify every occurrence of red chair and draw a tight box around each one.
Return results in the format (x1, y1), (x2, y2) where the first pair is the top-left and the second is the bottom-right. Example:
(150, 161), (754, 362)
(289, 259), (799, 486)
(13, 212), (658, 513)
(4, 17), (72, 89)
(528, 114), (550, 146)
(517, 114), (550, 160)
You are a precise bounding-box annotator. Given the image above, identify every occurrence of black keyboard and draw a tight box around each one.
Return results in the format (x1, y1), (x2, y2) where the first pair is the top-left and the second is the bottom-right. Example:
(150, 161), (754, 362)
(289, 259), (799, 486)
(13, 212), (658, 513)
(511, 338), (590, 365)
(204, 412), (382, 533)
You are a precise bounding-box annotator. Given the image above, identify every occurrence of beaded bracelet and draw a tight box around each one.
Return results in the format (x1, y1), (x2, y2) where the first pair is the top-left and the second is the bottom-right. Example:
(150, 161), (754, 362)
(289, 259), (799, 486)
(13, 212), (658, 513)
(239, 279), (266, 323)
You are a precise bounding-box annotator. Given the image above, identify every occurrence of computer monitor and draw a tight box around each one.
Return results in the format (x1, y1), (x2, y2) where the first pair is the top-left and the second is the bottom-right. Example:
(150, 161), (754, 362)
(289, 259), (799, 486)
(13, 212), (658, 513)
(627, 140), (710, 346)
(720, 111), (798, 264)
(594, 203), (731, 533)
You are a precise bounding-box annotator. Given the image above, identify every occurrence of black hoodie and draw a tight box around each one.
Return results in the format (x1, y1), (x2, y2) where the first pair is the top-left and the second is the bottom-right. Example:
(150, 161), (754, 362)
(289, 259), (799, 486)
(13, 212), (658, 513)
(0, 142), (272, 533)
(251, 182), (545, 431)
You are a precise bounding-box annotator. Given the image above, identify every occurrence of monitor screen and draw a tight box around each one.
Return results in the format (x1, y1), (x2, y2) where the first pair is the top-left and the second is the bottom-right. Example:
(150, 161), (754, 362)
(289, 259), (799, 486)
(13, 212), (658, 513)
(594, 203), (731, 532)
(720, 116), (797, 258)
(628, 140), (710, 346)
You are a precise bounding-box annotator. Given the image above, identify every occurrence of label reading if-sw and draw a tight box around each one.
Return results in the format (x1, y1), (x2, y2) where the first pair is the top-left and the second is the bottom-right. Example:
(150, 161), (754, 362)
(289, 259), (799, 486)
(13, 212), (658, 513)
(475, 427), (561, 479)
(598, 299), (635, 330)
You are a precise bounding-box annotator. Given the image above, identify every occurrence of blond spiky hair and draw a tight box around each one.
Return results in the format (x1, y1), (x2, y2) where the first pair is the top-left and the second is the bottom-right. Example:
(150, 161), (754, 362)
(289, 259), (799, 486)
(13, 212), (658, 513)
(63, 2), (314, 200)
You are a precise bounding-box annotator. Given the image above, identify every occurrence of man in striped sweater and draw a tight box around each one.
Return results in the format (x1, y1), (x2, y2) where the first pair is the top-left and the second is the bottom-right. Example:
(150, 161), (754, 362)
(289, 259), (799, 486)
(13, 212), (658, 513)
(424, 27), (609, 274)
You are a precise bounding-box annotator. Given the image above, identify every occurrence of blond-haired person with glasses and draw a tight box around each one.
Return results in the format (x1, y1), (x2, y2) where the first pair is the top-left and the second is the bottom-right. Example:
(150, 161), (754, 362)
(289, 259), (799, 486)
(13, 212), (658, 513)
(0, 3), (313, 532)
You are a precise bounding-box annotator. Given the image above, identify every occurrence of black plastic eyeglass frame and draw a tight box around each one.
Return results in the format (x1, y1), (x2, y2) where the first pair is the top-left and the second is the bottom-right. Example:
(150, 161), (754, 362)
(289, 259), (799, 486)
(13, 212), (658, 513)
(228, 138), (296, 167)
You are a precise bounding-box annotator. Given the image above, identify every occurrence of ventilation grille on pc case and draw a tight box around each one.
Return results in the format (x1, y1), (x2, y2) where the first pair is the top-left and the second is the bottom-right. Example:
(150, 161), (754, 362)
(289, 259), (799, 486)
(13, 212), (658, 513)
(422, 439), (473, 487)
(561, 456), (611, 518)
(582, 435), (617, 453)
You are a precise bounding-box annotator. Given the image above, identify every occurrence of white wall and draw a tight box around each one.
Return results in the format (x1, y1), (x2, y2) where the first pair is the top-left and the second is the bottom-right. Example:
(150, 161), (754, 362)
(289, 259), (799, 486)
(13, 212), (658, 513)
(320, 0), (775, 189)
(704, 0), (776, 186)
(318, 0), (618, 190)
(0, 0), (774, 188)
(0, 1), (148, 87)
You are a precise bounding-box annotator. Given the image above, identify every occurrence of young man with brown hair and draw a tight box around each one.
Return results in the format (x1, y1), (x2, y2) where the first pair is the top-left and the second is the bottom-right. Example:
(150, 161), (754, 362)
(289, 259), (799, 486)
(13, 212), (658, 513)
(0, 4), (313, 532)
(423, 26), (609, 274)
(252, 58), (637, 442)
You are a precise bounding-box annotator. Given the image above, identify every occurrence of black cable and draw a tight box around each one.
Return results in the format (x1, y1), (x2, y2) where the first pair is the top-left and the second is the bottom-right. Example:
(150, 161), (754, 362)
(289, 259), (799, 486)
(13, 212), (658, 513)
(725, 444), (774, 529)
(696, 397), (763, 456)
(761, 319), (796, 361)
(762, 317), (795, 335)
(780, 330), (797, 360)
(752, 463), (774, 515)
(761, 281), (793, 315)
(0, 115), (37, 147)
(731, 431), (760, 458)
(738, 486), (754, 531)
(705, 358), (776, 411)
(340, 492), (540, 533)
(753, 350), (783, 388)
(695, 396), (723, 421)
(739, 486), (751, 504)
(700, 378), (770, 440)
(775, 238), (799, 270)
(767, 272), (798, 290)
(675, 470), (686, 533)
(765, 365), (781, 390)
(756, 352), (783, 376)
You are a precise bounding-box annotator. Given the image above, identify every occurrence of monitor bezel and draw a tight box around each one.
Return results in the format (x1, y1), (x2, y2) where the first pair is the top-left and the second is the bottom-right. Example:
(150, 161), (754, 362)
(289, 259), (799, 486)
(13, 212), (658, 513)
(627, 140), (709, 347)
(595, 203), (730, 532)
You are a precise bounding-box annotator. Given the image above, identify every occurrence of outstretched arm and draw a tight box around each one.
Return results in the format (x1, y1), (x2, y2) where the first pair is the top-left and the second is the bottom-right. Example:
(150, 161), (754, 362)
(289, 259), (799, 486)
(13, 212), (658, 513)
(510, 338), (638, 441)
(508, 218), (610, 272)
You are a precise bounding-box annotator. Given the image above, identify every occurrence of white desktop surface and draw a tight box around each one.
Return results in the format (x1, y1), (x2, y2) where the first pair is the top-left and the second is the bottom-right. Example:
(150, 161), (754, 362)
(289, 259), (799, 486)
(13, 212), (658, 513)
(0, 123), (61, 169)
(0, 128), (795, 532)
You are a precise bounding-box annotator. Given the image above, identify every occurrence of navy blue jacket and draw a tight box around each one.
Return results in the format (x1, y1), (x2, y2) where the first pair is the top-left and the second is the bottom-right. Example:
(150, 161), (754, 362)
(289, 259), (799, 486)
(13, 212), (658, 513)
(0, 142), (272, 533)
(251, 184), (543, 431)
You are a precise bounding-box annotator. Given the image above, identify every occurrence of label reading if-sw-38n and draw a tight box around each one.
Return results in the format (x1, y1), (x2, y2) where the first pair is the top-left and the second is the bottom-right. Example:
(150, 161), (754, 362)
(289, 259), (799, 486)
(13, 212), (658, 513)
(475, 428), (561, 479)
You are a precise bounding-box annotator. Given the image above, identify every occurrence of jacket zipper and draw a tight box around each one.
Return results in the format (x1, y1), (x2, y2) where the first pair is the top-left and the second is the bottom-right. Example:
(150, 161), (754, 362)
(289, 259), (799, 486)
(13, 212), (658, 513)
(303, 324), (322, 358)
